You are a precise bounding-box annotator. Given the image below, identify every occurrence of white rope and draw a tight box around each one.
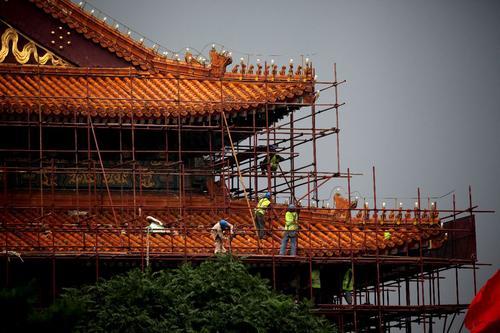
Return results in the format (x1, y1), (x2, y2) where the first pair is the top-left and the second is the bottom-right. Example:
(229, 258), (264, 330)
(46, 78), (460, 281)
(1, 250), (24, 262)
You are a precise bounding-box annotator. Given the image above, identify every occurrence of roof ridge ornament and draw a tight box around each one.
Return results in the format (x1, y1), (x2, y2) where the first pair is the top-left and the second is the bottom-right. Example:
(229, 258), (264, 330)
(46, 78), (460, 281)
(209, 46), (232, 77)
(225, 57), (313, 82)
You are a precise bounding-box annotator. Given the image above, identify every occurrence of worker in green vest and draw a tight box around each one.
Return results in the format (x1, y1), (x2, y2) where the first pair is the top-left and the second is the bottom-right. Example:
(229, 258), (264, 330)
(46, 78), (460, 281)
(343, 268), (354, 305)
(311, 268), (321, 304)
(279, 204), (299, 255)
(254, 192), (272, 239)
(269, 154), (283, 172)
(260, 145), (284, 175)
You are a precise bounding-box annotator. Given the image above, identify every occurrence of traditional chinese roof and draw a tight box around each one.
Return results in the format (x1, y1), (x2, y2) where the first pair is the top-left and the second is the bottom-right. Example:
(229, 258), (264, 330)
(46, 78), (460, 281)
(0, 66), (313, 119)
(7, 0), (209, 74)
(0, 0), (315, 119)
(0, 194), (446, 258)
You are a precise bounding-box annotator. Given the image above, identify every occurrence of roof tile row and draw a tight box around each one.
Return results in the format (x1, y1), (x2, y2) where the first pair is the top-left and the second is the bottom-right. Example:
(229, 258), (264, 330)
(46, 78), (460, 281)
(0, 66), (313, 118)
(0, 198), (445, 257)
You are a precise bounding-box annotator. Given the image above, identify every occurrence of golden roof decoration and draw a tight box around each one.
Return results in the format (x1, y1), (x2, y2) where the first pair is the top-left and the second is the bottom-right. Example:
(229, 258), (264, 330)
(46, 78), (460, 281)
(28, 0), (314, 79)
(0, 21), (70, 67)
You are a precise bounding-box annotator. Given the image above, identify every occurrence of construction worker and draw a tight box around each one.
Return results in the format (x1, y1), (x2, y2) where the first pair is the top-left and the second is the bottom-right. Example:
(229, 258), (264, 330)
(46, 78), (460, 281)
(342, 268), (354, 305)
(311, 268), (321, 304)
(279, 204), (299, 255)
(260, 145), (284, 175)
(210, 219), (233, 254)
(254, 192), (272, 239)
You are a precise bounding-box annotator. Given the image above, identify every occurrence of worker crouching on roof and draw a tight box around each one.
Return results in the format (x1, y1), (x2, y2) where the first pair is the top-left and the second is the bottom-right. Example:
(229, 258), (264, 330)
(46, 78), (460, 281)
(211, 219), (233, 254)
(254, 192), (272, 239)
(279, 204), (299, 255)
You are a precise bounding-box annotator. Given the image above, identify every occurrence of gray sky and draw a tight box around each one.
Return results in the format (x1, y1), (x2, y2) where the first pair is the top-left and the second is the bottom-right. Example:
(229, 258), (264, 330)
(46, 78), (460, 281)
(86, 0), (499, 320)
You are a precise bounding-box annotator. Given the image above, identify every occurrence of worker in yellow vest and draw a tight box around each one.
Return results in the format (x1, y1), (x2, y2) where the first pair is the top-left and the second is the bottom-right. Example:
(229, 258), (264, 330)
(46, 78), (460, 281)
(343, 268), (354, 305)
(254, 192), (272, 239)
(279, 204), (299, 255)
(260, 145), (284, 175)
(311, 268), (321, 304)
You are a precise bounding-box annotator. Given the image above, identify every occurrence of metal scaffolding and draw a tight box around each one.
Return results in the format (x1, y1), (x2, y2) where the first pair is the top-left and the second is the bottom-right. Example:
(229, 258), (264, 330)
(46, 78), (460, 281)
(0, 63), (490, 333)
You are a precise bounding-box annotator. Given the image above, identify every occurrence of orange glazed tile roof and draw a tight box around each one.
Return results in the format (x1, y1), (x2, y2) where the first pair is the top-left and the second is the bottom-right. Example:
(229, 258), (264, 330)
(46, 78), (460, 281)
(1, 0), (316, 117)
(0, 66), (313, 118)
(0, 198), (446, 258)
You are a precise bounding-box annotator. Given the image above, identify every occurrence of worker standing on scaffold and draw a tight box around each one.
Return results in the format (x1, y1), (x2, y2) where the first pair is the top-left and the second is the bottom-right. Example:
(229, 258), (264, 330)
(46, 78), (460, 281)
(279, 204), (299, 255)
(343, 267), (354, 305)
(260, 145), (284, 175)
(254, 192), (272, 239)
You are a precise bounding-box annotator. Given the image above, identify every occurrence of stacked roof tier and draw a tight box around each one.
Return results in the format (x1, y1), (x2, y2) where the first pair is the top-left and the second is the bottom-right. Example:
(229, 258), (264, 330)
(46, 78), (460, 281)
(0, 195), (446, 258)
(0, 66), (313, 119)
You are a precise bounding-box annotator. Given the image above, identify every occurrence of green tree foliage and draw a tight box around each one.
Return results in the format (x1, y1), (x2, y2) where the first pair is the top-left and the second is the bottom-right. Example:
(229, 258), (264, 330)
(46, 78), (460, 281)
(69, 256), (335, 332)
(0, 281), (38, 332)
(0, 280), (87, 333)
(1, 256), (337, 332)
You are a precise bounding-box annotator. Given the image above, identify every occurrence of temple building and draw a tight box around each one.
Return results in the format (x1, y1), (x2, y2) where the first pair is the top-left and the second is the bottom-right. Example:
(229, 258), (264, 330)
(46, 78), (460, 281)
(0, 1), (481, 332)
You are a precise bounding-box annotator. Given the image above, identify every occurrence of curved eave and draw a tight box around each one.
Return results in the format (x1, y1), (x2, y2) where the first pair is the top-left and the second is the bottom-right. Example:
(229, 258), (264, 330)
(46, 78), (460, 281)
(0, 64), (315, 119)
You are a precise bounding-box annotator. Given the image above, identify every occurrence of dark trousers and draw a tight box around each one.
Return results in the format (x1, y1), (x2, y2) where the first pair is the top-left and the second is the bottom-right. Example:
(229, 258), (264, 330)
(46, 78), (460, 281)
(255, 213), (265, 239)
(344, 291), (352, 305)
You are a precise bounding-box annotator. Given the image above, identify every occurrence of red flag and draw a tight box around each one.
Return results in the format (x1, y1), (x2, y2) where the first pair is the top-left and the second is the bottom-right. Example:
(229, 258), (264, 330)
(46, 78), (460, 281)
(465, 270), (500, 333)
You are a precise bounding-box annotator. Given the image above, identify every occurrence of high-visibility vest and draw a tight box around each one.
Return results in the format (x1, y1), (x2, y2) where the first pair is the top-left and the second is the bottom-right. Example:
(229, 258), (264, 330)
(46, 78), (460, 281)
(343, 269), (353, 292)
(255, 198), (271, 216)
(270, 155), (280, 171)
(312, 269), (321, 289)
(284, 211), (298, 231)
